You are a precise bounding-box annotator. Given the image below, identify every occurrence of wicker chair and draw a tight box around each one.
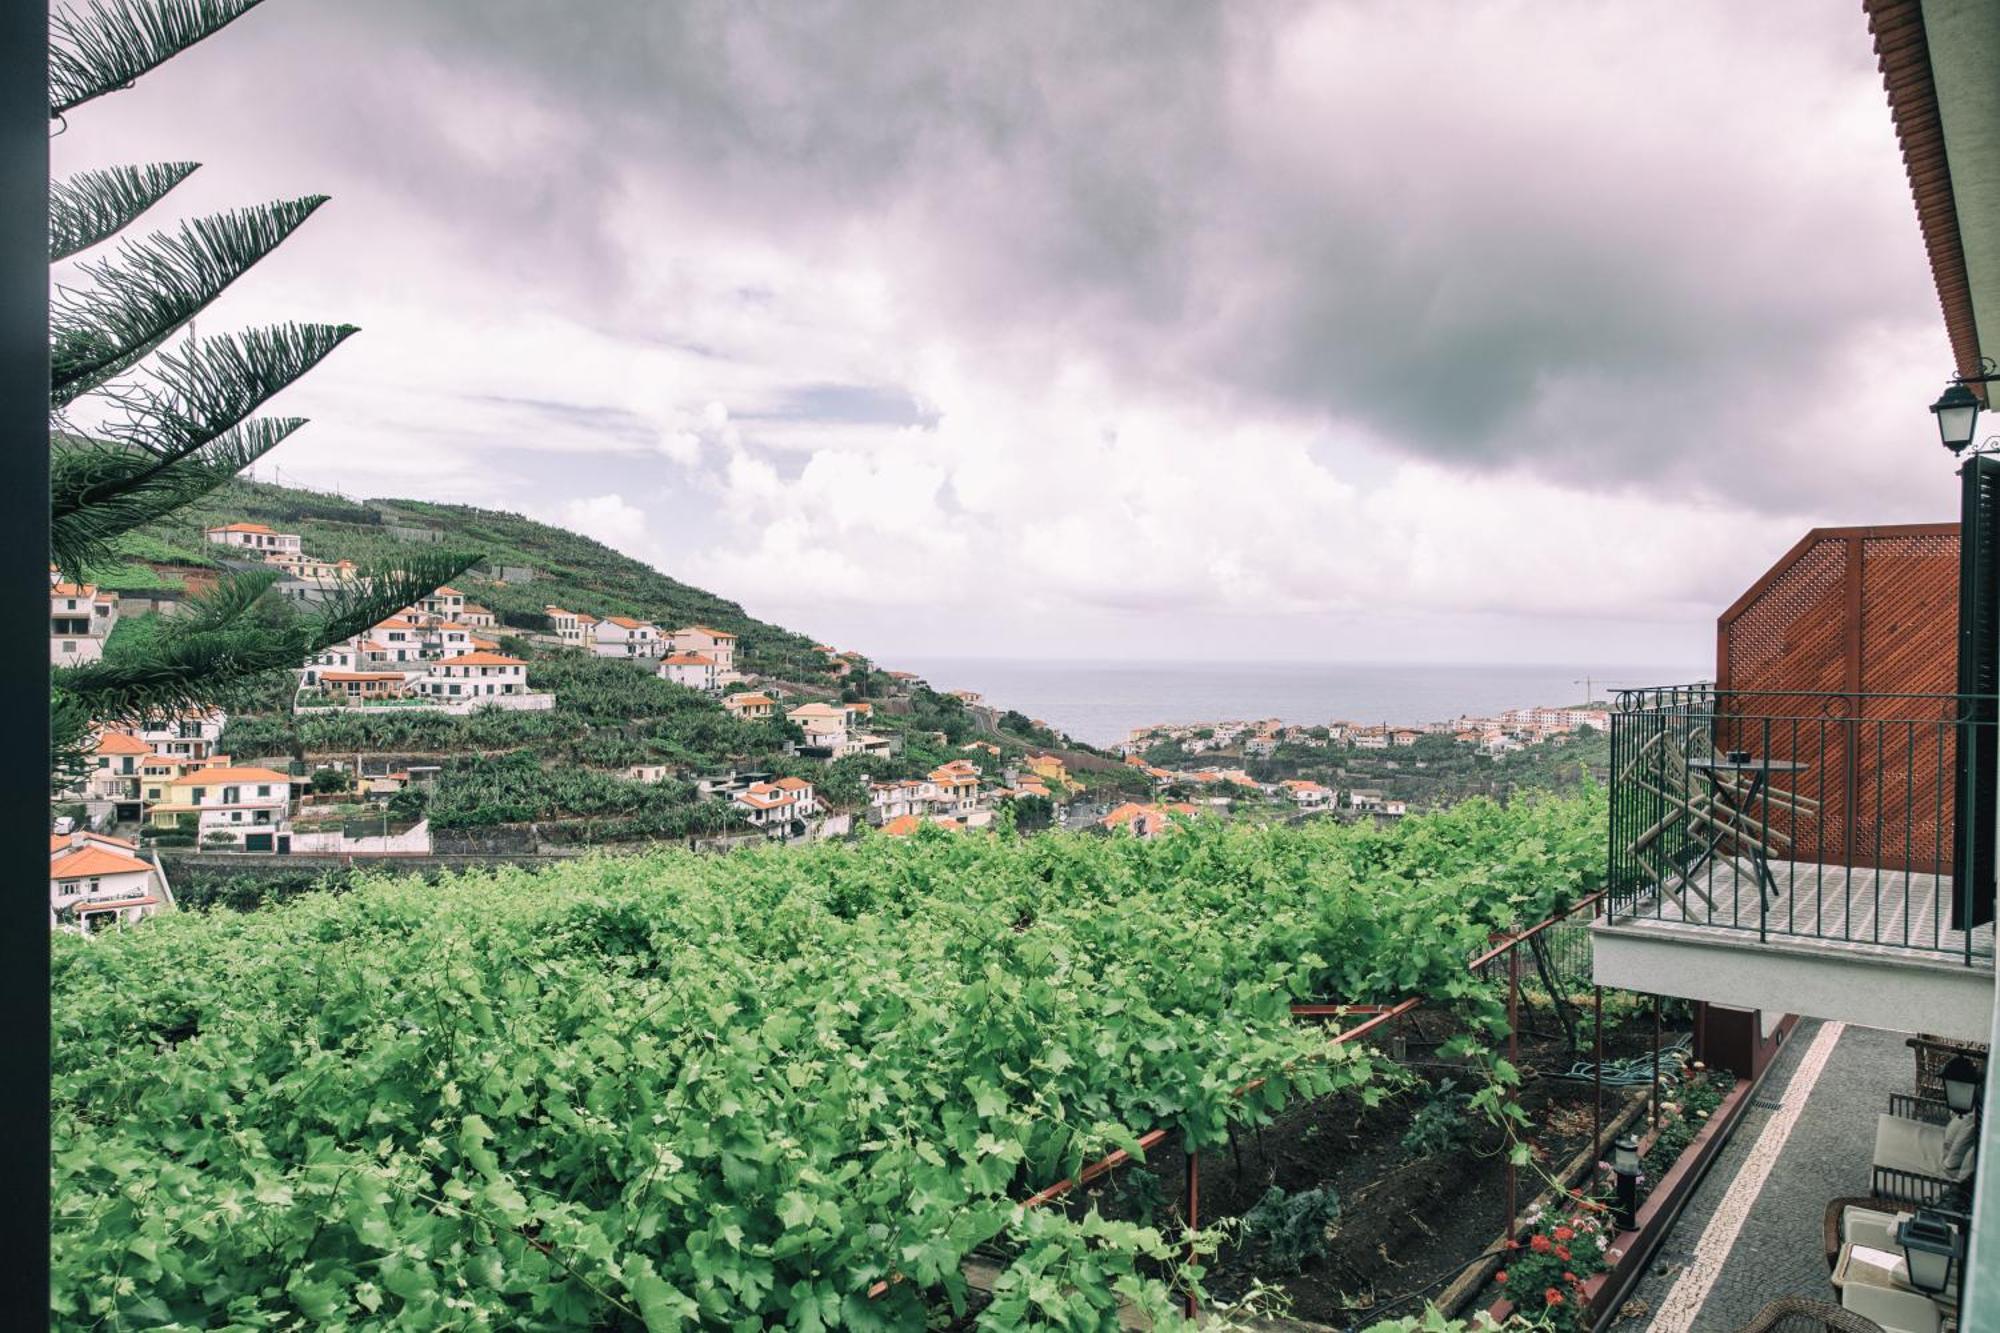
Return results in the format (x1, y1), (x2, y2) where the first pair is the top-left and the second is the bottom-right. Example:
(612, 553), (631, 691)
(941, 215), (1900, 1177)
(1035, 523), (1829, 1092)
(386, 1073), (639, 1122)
(1907, 1034), (1987, 1102)
(1735, 1296), (1885, 1332)
(1823, 1196), (1899, 1271)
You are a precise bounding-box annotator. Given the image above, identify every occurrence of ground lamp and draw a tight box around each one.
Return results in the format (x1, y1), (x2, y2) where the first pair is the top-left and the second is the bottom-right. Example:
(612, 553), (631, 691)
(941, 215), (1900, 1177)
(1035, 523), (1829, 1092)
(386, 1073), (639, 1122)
(1895, 1210), (1958, 1300)
(1609, 1133), (1641, 1231)
(1933, 381), (1983, 454)
(1940, 1053), (1982, 1115)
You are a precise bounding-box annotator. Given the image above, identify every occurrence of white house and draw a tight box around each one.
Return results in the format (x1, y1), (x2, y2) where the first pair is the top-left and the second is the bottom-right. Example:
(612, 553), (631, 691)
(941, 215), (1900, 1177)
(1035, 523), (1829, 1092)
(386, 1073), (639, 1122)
(459, 603), (498, 629)
(204, 522), (302, 556)
(50, 833), (167, 932)
(87, 731), (150, 803)
(136, 708), (226, 761)
(868, 779), (930, 823)
(414, 651), (534, 700)
(666, 625), (736, 672)
(417, 586), (467, 619)
(153, 765), (294, 851)
(733, 777), (818, 830)
(594, 616), (664, 658)
(657, 651), (719, 690)
(928, 761), (982, 816)
(546, 605), (585, 648)
(1280, 779), (1333, 810)
(787, 702), (850, 755)
(50, 579), (118, 664)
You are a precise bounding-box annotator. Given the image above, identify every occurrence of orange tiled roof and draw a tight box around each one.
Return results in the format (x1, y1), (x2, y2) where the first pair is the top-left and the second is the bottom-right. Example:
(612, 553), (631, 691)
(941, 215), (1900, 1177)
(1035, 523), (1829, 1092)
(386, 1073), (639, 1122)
(437, 651), (524, 667)
(661, 652), (716, 666)
(50, 846), (155, 879)
(49, 832), (137, 853)
(94, 732), (151, 756)
(677, 625), (736, 639)
(206, 522), (275, 533)
(881, 815), (924, 836)
(170, 766), (290, 786)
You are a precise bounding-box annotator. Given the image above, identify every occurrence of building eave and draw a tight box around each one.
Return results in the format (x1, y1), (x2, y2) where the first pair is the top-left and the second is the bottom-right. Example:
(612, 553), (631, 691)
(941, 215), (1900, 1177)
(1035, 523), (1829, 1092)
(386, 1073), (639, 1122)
(1865, 0), (1991, 401)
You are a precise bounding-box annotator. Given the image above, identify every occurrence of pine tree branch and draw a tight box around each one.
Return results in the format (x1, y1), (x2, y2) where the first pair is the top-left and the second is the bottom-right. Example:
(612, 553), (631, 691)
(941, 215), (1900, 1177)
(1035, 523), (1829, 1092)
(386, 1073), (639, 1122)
(49, 420), (305, 576)
(50, 0), (268, 116)
(51, 551), (480, 734)
(50, 195), (329, 407)
(86, 322), (357, 460)
(50, 161), (200, 260)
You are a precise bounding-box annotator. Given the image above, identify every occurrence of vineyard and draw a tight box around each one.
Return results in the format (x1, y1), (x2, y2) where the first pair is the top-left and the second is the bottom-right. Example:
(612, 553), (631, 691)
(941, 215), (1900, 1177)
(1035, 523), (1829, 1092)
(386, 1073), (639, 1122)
(52, 791), (1603, 1329)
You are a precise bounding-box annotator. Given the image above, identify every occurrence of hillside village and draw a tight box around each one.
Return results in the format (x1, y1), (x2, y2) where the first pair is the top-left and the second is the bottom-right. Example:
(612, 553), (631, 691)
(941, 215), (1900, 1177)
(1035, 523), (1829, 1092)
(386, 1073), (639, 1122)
(50, 481), (1614, 933)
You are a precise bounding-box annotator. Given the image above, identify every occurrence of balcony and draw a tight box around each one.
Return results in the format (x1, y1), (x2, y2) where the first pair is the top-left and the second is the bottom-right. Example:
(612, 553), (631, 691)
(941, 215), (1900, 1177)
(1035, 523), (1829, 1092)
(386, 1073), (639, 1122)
(1594, 686), (1996, 1043)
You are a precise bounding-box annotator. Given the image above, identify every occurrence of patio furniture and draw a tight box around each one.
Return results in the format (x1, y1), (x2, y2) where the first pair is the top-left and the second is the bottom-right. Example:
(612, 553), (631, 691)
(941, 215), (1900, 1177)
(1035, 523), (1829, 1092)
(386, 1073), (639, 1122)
(1908, 1034), (1988, 1103)
(1824, 1197), (1907, 1271)
(1678, 754), (1809, 910)
(1872, 1097), (1978, 1207)
(1831, 1243), (1949, 1333)
(1734, 1296), (1885, 1332)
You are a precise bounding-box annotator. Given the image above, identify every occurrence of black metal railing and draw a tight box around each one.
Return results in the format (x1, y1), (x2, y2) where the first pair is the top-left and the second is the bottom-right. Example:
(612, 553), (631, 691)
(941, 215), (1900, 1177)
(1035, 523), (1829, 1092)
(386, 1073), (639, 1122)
(1607, 684), (1996, 964)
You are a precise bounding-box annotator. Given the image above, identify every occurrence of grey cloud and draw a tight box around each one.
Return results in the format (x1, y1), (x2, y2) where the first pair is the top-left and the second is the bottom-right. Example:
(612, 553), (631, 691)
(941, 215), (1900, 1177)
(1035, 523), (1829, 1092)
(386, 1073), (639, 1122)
(80, 0), (1949, 516)
(741, 383), (939, 429)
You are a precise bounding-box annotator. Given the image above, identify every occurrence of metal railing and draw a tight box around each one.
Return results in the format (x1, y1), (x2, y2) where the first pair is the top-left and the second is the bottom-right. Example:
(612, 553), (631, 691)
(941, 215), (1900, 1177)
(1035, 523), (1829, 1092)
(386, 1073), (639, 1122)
(1607, 684), (1996, 964)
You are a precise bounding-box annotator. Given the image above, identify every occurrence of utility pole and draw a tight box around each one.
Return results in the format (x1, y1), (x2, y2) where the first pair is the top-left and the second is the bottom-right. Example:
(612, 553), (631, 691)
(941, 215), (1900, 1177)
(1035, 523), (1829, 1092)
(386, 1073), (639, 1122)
(1573, 676), (1595, 705)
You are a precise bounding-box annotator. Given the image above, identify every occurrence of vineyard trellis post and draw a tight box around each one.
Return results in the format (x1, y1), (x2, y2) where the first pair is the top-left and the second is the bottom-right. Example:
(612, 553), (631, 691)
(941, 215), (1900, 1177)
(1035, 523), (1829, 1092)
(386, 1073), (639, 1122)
(1181, 1148), (1200, 1320)
(1505, 940), (1520, 1242)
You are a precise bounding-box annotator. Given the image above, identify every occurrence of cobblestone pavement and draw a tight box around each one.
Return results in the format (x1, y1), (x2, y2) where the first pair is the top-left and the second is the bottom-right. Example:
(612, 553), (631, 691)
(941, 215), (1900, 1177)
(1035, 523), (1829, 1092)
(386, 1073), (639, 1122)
(1616, 1021), (1913, 1332)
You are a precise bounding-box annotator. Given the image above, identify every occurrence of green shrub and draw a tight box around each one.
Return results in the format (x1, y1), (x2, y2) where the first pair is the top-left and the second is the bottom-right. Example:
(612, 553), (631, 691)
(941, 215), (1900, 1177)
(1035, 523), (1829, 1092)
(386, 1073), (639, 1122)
(1241, 1184), (1342, 1274)
(1401, 1078), (1475, 1158)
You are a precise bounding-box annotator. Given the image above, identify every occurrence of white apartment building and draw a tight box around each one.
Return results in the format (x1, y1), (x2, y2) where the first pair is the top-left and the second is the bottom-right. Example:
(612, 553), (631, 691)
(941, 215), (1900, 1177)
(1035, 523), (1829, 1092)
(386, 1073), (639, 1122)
(204, 522), (302, 556)
(87, 731), (150, 803)
(50, 579), (118, 664)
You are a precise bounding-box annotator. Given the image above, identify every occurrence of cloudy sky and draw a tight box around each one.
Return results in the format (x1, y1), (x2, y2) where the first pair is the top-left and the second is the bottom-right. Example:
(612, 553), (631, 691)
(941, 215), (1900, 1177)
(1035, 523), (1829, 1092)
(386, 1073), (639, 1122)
(52, 0), (1959, 665)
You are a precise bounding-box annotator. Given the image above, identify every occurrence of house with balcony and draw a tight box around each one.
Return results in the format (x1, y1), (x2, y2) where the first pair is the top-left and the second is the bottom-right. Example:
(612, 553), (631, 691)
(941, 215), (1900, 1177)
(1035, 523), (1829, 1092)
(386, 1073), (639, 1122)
(412, 651), (552, 708)
(1583, 7), (2000, 1325)
(928, 761), (982, 817)
(666, 625), (737, 673)
(49, 579), (117, 664)
(788, 702), (852, 757)
(203, 522), (301, 556)
(86, 731), (149, 808)
(658, 651), (719, 691)
(151, 765), (295, 852)
(136, 708), (226, 762)
(416, 585), (466, 619)
(732, 777), (818, 831)
(49, 833), (169, 933)
(594, 616), (663, 659)
(1280, 778), (1334, 810)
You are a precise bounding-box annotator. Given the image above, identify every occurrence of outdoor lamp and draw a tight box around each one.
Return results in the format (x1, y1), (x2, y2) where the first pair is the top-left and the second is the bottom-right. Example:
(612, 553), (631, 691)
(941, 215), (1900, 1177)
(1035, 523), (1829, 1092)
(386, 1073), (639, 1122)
(1932, 381), (1983, 454)
(1609, 1132), (1641, 1232)
(1896, 1210), (1958, 1296)
(1940, 1053), (1982, 1115)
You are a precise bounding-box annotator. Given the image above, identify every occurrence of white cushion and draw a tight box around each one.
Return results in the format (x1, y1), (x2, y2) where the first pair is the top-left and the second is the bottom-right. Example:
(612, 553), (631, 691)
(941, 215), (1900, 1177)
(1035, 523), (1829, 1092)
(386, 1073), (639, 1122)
(1842, 1205), (1905, 1254)
(1940, 1112), (1977, 1180)
(1841, 1281), (1942, 1333)
(1875, 1113), (1946, 1177)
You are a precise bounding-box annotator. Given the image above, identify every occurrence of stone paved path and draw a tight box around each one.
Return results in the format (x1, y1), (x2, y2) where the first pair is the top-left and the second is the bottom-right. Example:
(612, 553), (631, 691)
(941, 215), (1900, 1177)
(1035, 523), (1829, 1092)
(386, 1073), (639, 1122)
(1616, 1021), (1913, 1331)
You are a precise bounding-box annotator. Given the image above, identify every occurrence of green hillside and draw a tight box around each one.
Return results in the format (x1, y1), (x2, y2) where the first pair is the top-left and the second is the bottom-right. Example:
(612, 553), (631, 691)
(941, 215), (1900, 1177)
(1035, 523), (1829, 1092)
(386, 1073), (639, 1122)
(112, 479), (1143, 841)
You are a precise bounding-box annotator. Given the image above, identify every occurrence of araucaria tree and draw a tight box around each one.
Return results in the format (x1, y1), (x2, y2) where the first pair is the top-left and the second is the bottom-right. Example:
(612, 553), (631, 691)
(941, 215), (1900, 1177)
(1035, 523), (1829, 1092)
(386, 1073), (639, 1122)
(47, 0), (472, 781)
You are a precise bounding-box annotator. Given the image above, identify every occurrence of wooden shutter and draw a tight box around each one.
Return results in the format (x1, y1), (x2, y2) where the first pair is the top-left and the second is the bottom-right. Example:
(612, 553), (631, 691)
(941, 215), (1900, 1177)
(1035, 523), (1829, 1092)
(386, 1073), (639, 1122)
(1953, 456), (2000, 930)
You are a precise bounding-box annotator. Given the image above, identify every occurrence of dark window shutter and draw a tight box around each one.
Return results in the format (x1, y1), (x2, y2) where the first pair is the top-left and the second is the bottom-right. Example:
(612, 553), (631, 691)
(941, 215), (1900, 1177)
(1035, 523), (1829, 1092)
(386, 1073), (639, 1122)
(1953, 456), (1999, 930)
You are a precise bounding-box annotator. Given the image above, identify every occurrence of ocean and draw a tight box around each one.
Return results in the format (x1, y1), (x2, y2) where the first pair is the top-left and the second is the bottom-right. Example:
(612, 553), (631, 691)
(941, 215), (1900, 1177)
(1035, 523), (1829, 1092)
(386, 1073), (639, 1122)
(892, 659), (1706, 748)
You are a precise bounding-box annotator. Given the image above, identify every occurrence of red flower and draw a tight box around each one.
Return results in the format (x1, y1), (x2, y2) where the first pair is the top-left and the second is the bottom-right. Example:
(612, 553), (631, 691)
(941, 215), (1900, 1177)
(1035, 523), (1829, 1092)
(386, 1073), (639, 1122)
(1554, 1225), (1575, 1242)
(1564, 1272), (1579, 1285)
(1530, 1234), (1552, 1254)
(1555, 1245), (1572, 1262)
(1505, 1239), (1520, 1250)
(1495, 1271), (1508, 1284)
(1545, 1287), (1565, 1307)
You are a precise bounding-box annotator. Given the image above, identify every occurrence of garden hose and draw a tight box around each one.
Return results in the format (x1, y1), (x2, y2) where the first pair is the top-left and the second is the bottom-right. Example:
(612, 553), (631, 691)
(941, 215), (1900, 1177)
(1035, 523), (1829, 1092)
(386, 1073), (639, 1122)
(1544, 1034), (1694, 1086)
